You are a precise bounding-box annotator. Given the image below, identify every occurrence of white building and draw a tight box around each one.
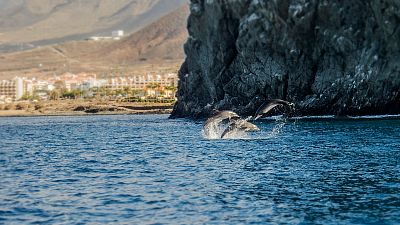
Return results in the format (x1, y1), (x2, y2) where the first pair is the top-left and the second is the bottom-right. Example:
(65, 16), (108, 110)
(88, 30), (124, 41)
(33, 80), (51, 91)
(15, 77), (24, 99)
(88, 36), (113, 41)
(0, 77), (24, 101)
(112, 30), (124, 40)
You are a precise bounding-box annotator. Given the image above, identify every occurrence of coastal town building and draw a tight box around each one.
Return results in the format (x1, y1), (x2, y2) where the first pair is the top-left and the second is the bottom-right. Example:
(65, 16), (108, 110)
(0, 77), (24, 101)
(0, 72), (178, 102)
(51, 72), (98, 91)
(88, 36), (113, 41)
(88, 30), (125, 41)
(103, 74), (177, 90)
(32, 79), (53, 92)
(112, 30), (124, 40)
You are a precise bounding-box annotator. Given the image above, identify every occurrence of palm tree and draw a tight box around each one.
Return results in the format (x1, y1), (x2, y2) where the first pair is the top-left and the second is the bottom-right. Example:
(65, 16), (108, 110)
(165, 85), (177, 99)
(49, 90), (60, 100)
(146, 83), (161, 100)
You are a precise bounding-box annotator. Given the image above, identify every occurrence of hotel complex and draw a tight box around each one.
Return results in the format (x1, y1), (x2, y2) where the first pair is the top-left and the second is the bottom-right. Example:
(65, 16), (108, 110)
(0, 78), (24, 102)
(0, 72), (178, 103)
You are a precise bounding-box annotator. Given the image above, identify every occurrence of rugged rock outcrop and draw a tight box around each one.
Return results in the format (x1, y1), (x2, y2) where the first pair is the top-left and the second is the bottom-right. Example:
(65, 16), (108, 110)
(171, 0), (400, 118)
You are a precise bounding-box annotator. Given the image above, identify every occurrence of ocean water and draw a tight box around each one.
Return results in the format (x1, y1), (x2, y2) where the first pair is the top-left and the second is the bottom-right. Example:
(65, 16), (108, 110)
(0, 115), (399, 224)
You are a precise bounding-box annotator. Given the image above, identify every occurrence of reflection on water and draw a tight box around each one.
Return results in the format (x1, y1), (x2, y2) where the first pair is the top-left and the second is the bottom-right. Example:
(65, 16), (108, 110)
(0, 115), (399, 224)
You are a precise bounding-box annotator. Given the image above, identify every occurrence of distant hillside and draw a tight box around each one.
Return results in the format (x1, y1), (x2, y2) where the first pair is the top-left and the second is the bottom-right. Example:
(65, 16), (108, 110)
(97, 5), (189, 63)
(0, 5), (189, 79)
(0, 0), (187, 53)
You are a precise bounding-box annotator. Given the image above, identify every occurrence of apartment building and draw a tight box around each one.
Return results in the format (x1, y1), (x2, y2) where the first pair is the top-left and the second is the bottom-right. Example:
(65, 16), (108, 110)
(104, 74), (178, 91)
(0, 77), (24, 101)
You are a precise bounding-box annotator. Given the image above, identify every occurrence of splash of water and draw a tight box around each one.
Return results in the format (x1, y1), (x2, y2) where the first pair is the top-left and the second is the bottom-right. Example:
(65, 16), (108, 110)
(202, 125), (250, 139)
(202, 120), (235, 139)
(267, 120), (286, 137)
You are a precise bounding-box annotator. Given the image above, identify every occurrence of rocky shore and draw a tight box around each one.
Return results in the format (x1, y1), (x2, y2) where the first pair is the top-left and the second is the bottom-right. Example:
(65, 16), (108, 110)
(0, 100), (173, 117)
(171, 0), (400, 118)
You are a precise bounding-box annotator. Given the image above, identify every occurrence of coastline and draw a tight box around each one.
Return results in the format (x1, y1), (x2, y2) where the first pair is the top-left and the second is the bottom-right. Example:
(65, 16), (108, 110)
(0, 110), (172, 118)
(0, 100), (173, 117)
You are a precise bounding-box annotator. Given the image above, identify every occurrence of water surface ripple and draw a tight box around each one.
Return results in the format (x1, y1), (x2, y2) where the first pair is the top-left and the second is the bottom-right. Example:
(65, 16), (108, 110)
(0, 115), (399, 224)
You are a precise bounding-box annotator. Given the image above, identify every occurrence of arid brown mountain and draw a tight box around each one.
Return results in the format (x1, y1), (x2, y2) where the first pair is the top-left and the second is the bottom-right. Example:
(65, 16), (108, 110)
(98, 5), (189, 63)
(0, 0), (187, 53)
(0, 5), (189, 79)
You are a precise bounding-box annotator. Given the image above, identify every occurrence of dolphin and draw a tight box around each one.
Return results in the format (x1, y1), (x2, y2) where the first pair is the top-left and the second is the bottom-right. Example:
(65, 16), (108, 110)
(203, 99), (295, 139)
(203, 110), (241, 138)
(252, 99), (295, 120)
(204, 110), (241, 125)
(220, 119), (260, 139)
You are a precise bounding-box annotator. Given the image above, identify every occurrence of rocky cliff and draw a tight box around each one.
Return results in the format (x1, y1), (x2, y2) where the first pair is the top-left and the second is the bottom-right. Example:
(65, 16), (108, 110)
(171, 0), (400, 118)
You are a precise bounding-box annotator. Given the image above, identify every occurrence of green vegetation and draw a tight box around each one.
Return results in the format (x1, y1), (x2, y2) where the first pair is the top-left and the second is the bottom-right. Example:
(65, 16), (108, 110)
(61, 90), (84, 99)
(146, 83), (161, 89)
(165, 85), (177, 92)
(20, 93), (40, 101)
(16, 83), (176, 104)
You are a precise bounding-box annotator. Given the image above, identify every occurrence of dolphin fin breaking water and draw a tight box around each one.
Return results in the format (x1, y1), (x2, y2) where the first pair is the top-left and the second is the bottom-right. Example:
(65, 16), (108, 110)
(252, 99), (295, 121)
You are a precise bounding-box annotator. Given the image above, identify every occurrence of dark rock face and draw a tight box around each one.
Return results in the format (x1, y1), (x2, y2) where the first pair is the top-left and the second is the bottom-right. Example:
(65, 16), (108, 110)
(171, 0), (400, 118)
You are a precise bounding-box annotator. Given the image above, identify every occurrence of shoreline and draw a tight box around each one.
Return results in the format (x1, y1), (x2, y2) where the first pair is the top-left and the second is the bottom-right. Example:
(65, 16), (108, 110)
(2, 111), (399, 120)
(0, 110), (172, 118)
(0, 100), (173, 118)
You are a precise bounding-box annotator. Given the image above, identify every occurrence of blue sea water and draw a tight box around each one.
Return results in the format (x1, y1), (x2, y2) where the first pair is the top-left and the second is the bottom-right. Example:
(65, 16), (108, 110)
(0, 115), (399, 224)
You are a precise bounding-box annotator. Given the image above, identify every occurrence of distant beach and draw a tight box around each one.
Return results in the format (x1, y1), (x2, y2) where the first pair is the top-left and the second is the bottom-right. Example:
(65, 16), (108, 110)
(0, 100), (173, 117)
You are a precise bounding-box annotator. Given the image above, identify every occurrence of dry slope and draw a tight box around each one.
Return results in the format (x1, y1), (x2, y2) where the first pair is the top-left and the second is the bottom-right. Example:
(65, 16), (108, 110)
(0, 5), (189, 79)
(0, 0), (187, 52)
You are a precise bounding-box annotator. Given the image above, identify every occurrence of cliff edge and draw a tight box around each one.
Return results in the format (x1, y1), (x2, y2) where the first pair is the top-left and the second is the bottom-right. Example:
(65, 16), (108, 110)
(171, 0), (400, 118)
